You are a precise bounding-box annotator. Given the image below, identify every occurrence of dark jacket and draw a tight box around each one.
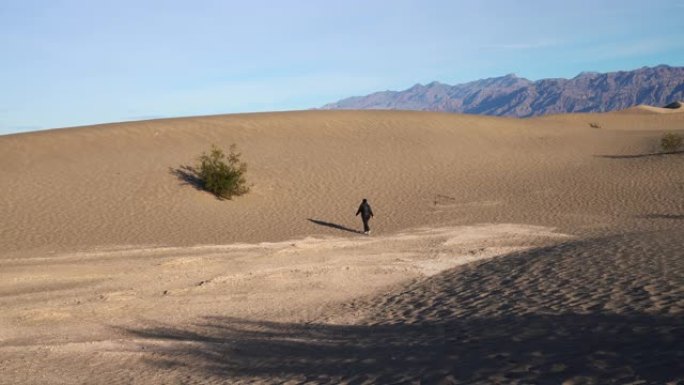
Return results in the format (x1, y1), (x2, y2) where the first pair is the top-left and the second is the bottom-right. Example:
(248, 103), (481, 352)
(356, 201), (374, 219)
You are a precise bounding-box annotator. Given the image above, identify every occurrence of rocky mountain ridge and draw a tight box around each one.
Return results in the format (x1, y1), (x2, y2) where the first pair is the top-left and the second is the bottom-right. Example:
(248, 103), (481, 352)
(321, 65), (684, 117)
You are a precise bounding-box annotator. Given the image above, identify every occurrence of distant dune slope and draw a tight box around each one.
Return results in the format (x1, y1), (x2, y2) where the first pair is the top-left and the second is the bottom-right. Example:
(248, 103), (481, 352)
(1, 109), (683, 255)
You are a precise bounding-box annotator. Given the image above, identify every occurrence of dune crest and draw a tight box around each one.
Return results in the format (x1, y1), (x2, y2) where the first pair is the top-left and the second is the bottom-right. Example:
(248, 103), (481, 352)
(623, 102), (684, 114)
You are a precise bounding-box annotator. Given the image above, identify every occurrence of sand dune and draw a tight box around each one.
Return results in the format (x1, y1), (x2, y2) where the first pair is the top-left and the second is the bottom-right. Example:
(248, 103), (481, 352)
(2, 109), (683, 253)
(1, 109), (683, 384)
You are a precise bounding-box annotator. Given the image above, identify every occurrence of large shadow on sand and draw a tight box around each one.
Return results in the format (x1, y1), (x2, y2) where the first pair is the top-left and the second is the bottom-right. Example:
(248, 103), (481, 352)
(126, 313), (682, 384)
(125, 229), (684, 383)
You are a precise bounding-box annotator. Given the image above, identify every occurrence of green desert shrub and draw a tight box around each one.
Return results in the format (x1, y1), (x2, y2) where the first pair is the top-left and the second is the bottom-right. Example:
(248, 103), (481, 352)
(661, 132), (683, 153)
(196, 144), (249, 199)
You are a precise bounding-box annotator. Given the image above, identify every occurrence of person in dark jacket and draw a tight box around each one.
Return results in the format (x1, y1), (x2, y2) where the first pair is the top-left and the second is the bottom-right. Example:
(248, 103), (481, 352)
(355, 198), (374, 235)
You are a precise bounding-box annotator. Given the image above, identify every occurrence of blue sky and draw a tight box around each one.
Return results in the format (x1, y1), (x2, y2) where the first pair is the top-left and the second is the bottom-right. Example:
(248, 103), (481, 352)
(1, 0), (683, 134)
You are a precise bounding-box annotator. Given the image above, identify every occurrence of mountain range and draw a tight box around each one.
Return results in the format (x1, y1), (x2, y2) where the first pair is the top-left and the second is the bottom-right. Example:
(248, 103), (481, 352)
(321, 65), (684, 117)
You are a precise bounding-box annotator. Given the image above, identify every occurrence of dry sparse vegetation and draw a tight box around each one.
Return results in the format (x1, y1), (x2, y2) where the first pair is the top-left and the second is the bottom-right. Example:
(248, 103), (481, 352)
(198, 144), (249, 199)
(661, 132), (683, 153)
(173, 144), (250, 199)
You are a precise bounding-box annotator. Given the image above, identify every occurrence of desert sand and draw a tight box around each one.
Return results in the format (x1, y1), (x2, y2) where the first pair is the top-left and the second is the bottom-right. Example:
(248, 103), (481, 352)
(0, 109), (682, 384)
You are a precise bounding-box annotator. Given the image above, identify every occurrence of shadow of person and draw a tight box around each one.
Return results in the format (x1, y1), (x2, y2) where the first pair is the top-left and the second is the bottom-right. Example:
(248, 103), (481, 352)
(307, 219), (361, 234)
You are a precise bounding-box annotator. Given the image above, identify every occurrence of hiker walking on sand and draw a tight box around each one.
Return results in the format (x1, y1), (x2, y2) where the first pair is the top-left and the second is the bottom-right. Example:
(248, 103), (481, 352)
(356, 198), (374, 235)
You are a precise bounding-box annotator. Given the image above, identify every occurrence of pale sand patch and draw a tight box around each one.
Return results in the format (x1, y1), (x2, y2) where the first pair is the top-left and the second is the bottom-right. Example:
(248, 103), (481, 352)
(0, 224), (566, 384)
(0, 224), (565, 344)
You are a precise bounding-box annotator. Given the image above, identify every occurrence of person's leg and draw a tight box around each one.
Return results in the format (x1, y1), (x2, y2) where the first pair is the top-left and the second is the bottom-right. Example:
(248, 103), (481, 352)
(362, 217), (370, 233)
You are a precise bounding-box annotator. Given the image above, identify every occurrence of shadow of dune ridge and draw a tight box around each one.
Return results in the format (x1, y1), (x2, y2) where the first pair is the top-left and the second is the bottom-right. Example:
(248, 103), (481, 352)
(307, 218), (360, 234)
(125, 228), (684, 384)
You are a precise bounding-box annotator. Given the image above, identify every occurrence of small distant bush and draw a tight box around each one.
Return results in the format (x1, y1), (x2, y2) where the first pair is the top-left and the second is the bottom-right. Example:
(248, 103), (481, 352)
(661, 132), (683, 153)
(589, 122), (601, 129)
(196, 144), (249, 199)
